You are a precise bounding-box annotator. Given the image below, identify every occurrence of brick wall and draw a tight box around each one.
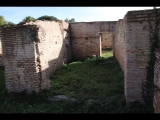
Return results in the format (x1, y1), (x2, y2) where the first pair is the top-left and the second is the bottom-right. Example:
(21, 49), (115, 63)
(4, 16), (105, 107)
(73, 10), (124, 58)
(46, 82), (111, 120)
(0, 40), (3, 66)
(25, 20), (71, 89)
(154, 51), (160, 113)
(1, 9), (160, 113)
(1, 25), (40, 92)
(70, 21), (116, 59)
(1, 20), (71, 92)
(0, 37), (2, 54)
(114, 19), (125, 71)
(101, 32), (113, 49)
(123, 9), (160, 103)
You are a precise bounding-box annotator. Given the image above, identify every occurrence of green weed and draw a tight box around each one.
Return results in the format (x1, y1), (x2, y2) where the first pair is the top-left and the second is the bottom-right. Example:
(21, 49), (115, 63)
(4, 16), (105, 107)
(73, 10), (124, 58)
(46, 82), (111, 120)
(0, 50), (154, 113)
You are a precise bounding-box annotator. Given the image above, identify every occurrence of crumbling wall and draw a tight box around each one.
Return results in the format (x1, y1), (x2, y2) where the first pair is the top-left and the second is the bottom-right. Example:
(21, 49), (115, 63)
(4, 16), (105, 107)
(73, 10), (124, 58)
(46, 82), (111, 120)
(1, 25), (41, 92)
(25, 20), (71, 88)
(70, 21), (116, 59)
(63, 21), (72, 63)
(1, 20), (71, 92)
(114, 19), (125, 71)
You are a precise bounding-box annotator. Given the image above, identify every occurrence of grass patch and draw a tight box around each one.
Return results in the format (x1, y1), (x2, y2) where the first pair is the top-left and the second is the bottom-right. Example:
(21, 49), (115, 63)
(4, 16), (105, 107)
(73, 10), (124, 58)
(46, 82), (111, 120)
(0, 50), (154, 113)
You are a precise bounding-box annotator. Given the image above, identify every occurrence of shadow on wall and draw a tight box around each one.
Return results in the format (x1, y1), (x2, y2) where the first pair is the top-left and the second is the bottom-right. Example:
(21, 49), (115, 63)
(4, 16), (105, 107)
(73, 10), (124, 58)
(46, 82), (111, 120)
(0, 21), (72, 93)
(33, 21), (72, 91)
(40, 32), (72, 87)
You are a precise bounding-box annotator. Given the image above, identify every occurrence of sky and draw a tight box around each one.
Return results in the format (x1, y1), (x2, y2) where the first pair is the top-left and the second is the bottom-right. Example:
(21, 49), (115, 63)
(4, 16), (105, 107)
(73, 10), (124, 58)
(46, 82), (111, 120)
(0, 7), (159, 24)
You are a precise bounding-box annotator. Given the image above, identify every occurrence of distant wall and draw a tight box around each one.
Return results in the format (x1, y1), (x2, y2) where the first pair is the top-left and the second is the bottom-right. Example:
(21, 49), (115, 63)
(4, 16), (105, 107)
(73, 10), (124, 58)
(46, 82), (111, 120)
(101, 32), (114, 49)
(70, 21), (116, 59)
(1, 20), (71, 92)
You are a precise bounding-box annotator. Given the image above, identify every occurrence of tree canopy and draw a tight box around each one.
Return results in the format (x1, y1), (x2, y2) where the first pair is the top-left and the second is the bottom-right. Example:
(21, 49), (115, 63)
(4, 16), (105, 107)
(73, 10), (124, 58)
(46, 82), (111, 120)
(0, 15), (16, 27)
(37, 15), (59, 21)
(5, 21), (16, 27)
(65, 18), (76, 23)
(21, 16), (36, 23)
(0, 15), (6, 26)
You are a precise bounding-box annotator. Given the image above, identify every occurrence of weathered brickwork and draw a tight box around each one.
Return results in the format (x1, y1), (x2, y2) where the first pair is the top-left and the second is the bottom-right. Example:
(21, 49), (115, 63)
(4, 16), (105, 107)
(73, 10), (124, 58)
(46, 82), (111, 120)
(1, 8), (160, 113)
(114, 9), (160, 104)
(114, 19), (125, 71)
(0, 55), (3, 66)
(25, 21), (71, 89)
(124, 10), (153, 104)
(1, 25), (40, 92)
(0, 38), (2, 55)
(154, 51), (160, 113)
(101, 32), (113, 49)
(70, 21), (116, 59)
(1, 20), (71, 92)
(0, 40), (3, 66)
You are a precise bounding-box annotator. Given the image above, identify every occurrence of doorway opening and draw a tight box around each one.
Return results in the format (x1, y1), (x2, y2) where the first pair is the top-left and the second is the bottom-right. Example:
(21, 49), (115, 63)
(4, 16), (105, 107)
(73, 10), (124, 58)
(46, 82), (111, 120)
(99, 32), (114, 57)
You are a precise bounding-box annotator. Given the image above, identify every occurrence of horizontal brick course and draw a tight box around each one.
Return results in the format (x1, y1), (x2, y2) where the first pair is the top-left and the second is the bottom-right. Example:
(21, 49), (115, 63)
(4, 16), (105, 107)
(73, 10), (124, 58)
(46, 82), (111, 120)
(1, 20), (71, 93)
(70, 21), (116, 59)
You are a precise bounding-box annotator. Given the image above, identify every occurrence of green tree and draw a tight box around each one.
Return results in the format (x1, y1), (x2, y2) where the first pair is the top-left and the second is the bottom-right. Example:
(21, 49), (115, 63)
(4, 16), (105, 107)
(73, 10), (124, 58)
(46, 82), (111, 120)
(65, 18), (69, 22)
(70, 18), (75, 22)
(65, 18), (75, 23)
(21, 16), (36, 23)
(37, 15), (58, 21)
(5, 21), (16, 27)
(17, 16), (36, 25)
(0, 15), (6, 26)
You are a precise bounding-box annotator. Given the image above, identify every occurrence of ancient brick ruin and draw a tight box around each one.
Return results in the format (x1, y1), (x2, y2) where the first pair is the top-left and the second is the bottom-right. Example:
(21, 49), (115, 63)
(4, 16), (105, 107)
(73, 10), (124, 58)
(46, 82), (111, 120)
(1, 8), (160, 113)
(115, 10), (153, 104)
(70, 21), (116, 59)
(0, 20), (71, 92)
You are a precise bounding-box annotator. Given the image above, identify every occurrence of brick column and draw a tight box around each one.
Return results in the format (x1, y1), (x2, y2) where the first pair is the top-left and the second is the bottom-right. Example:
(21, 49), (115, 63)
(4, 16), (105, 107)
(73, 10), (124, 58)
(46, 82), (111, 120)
(1, 25), (41, 92)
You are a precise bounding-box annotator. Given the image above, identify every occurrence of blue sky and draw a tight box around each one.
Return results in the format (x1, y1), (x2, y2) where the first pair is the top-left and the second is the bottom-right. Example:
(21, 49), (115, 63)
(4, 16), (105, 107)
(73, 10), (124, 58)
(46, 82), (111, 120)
(0, 7), (158, 24)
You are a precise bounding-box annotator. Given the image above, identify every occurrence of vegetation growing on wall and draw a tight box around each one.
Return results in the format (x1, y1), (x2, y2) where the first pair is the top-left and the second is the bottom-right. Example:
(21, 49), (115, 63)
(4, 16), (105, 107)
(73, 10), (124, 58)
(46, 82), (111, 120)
(142, 8), (160, 106)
